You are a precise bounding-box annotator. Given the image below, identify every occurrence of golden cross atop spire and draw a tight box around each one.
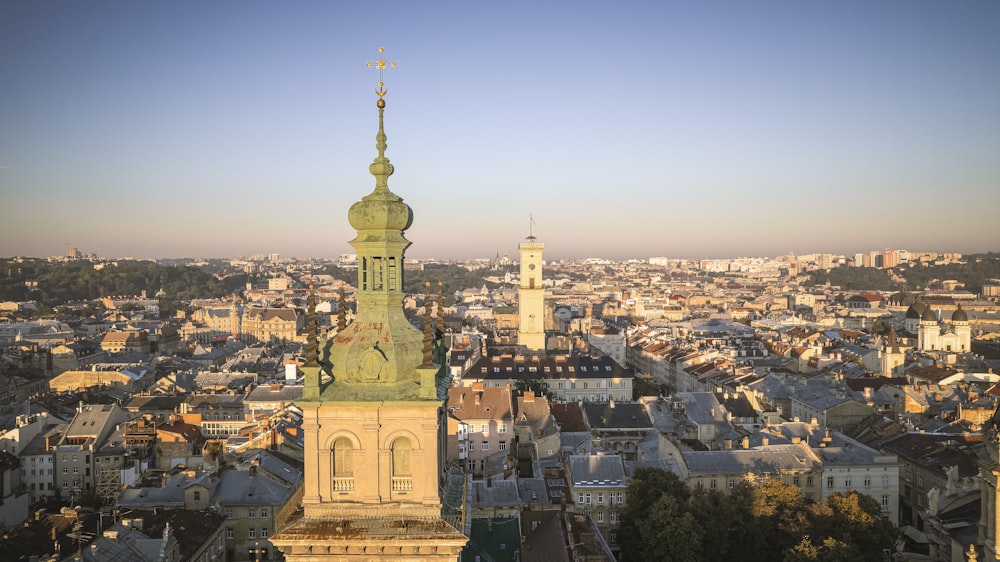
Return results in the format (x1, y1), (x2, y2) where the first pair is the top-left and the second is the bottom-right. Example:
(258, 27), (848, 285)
(367, 47), (397, 107)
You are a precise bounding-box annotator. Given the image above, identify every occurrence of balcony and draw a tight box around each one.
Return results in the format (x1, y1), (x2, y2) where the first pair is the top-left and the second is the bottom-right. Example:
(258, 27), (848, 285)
(391, 477), (412, 493)
(332, 477), (354, 492)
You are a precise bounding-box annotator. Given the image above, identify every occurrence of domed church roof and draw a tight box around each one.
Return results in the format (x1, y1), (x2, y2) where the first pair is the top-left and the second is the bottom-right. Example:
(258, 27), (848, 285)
(906, 301), (928, 319)
(952, 304), (969, 323)
(921, 307), (938, 322)
(890, 291), (917, 307)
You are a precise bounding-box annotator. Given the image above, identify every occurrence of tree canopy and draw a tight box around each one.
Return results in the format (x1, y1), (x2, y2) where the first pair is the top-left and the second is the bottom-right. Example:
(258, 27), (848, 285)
(618, 469), (898, 562)
(0, 258), (240, 308)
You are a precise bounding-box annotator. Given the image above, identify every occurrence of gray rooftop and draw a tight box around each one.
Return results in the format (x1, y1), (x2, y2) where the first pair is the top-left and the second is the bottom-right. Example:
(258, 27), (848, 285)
(568, 454), (626, 487)
(682, 443), (821, 476)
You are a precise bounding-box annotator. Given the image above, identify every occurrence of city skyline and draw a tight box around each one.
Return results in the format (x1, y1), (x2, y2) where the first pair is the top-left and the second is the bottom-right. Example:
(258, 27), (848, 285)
(2, 1), (998, 261)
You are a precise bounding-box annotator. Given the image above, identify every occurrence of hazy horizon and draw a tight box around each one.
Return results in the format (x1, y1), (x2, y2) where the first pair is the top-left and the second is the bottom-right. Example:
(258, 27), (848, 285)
(2, 1), (998, 261)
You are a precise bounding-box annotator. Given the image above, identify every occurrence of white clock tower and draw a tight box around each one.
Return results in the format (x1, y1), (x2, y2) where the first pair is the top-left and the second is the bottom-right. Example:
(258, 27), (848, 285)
(518, 217), (545, 353)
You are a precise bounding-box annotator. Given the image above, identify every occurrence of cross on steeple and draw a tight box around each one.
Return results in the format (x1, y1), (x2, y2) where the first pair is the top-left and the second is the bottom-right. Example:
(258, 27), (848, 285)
(367, 46), (397, 107)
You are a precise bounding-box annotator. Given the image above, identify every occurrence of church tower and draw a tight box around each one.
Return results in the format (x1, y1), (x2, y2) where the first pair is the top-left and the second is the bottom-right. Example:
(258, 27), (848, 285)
(880, 325), (905, 377)
(517, 218), (545, 353)
(953, 304), (971, 352)
(271, 48), (468, 561)
(918, 307), (939, 351)
(229, 296), (240, 340)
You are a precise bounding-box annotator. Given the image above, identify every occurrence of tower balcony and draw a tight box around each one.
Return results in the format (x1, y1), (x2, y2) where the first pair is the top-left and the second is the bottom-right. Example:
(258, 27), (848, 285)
(332, 477), (355, 493)
(391, 476), (413, 493)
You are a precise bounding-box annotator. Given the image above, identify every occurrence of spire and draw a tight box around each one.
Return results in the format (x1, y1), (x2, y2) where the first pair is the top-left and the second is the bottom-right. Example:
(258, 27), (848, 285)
(421, 284), (434, 368)
(435, 281), (444, 337)
(336, 287), (346, 333)
(367, 47), (397, 195)
(331, 47), (424, 390)
(304, 287), (318, 367)
(888, 325), (901, 354)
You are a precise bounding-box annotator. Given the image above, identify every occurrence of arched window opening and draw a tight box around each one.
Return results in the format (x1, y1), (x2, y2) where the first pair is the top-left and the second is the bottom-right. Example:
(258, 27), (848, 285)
(391, 437), (411, 476)
(390, 437), (413, 493)
(331, 437), (354, 492)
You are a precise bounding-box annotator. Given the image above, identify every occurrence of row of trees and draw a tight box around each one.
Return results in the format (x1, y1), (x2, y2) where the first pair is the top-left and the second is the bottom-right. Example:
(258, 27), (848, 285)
(805, 253), (1000, 293)
(618, 468), (898, 562)
(0, 259), (241, 309)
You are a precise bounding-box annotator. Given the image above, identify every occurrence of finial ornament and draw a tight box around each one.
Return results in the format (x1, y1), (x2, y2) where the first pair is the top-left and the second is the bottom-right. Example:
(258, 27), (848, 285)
(367, 46), (397, 107)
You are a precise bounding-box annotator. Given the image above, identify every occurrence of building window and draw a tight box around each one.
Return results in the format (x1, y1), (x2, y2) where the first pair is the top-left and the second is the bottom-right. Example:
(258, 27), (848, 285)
(481, 442), (489, 451)
(194, 490), (201, 501)
(248, 508), (256, 517)
(864, 475), (871, 487)
(498, 441), (507, 451)
(611, 492), (623, 505)
(806, 476), (813, 486)
(499, 423), (507, 434)
(844, 478), (851, 488)
(226, 509), (233, 518)
(260, 507), (268, 518)
(248, 528), (256, 539)
(610, 511), (620, 524)
(882, 475), (890, 488)
(596, 511), (604, 523)
(332, 437), (354, 477)
(480, 424), (488, 433)
(793, 476), (800, 487)
(391, 437), (412, 476)
(728, 479), (736, 489)
(881, 495), (890, 508)
(261, 528), (268, 538)
(827, 477), (834, 488)
(597, 493), (604, 504)
(226, 529), (234, 539)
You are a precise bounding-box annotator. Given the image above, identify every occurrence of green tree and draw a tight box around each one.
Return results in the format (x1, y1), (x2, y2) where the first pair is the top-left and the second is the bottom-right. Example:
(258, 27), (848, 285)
(806, 492), (897, 562)
(635, 495), (703, 562)
(784, 537), (859, 562)
(751, 478), (810, 558)
(689, 484), (759, 561)
(618, 468), (692, 562)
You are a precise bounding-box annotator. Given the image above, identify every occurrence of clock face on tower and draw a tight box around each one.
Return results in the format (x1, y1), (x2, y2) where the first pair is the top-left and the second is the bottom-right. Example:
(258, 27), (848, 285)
(528, 264), (536, 271)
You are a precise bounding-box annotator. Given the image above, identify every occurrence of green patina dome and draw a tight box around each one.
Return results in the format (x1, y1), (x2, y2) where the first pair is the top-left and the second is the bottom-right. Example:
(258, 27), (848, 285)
(348, 189), (413, 233)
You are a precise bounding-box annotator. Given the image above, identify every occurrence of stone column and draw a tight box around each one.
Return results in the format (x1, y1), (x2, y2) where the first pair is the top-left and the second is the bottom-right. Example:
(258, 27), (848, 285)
(364, 421), (382, 503)
(302, 421), (321, 504)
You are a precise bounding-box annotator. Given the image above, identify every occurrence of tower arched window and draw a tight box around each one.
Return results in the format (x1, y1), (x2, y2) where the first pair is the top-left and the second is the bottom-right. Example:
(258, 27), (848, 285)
(332, 437), (353, 477)
(390, 437), (411, 476)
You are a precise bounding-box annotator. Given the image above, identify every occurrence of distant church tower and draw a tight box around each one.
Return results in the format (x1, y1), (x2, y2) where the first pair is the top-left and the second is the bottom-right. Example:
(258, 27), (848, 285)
(918, 306), (939, 351)
(953, 304), (972, 352)
(270, 48), (467, 561)
(518, 218), (545, 353)
(229, 297), (240, 340)
(880, 325), (905, 377)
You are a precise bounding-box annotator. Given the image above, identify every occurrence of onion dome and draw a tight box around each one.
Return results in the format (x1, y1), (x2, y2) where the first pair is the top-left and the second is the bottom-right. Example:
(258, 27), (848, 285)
(906, 301), (927, 319)
(921, 307), (938, 322)
(952, 304), (969, 323)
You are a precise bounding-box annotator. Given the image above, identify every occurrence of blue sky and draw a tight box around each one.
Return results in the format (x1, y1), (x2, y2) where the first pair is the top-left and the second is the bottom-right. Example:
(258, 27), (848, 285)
(1, 1), (998, 261)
